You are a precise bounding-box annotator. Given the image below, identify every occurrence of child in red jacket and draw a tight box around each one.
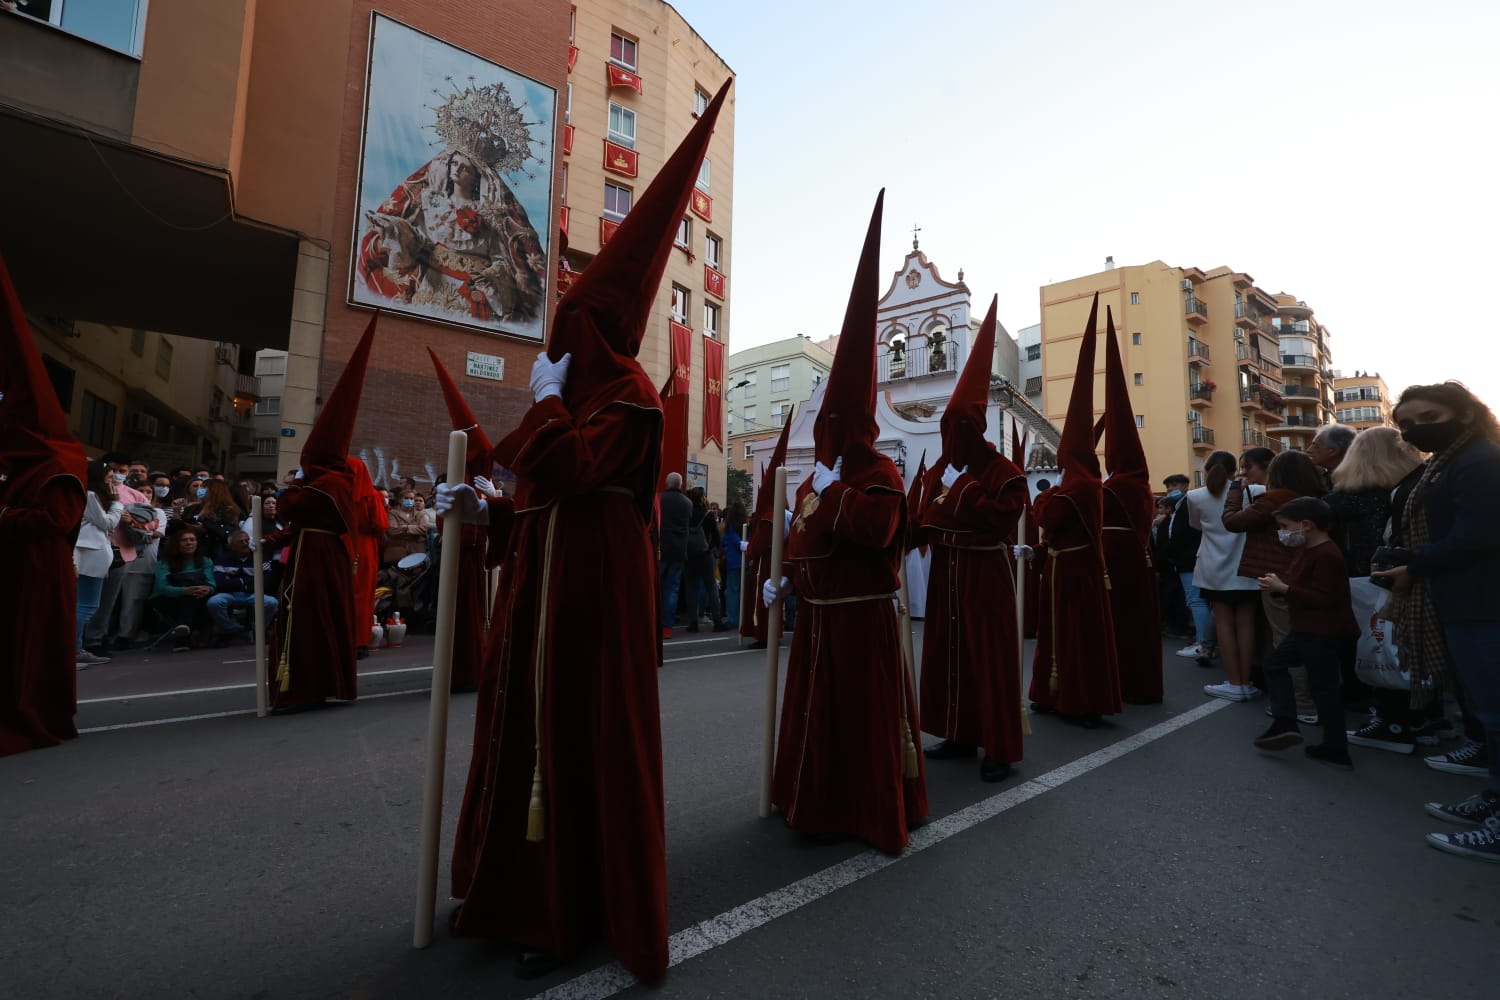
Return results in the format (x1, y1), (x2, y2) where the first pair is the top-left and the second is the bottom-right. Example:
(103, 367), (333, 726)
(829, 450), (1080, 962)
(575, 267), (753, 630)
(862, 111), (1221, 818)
(1252, 497), (1358, 768)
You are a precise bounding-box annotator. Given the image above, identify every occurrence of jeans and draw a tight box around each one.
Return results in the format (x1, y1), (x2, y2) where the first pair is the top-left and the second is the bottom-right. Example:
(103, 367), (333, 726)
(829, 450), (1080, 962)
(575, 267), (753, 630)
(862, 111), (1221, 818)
(659, 557), (685, 629)
(1265, 631), (1346, 748)
(685, 549), (721, 626)
(207, 592), (280, 634)
(76, 575), (105, 651)
(1443, 622), (1500, 793)
(1178, 572), (1215, 649)
(118, 570), (155, 640)
(85, 561), (126, 645)
(724, 566), (741, 627)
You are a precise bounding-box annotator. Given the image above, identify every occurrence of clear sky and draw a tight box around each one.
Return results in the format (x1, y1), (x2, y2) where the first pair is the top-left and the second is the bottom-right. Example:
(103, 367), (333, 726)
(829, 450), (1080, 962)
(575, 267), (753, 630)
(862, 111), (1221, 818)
(672, 0), (1500, 411)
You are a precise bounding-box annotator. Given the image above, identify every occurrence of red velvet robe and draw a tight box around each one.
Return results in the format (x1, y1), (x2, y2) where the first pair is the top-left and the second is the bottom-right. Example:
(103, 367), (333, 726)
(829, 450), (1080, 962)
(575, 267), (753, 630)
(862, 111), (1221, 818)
(268, 485), (358, 709)
(1102, 477), (1163, 702)
(450, 388), (668, 982)
(449, 522), (493, 691)
(739, 516), (773, 642)
(348, 475), (387, 649)
(0, 476), (85, 755)
(1022, 508), (1040, 639)
(1026, 484), (1122, 717)
(916, 461), (1029, 764)
(773, 460), (928, 854)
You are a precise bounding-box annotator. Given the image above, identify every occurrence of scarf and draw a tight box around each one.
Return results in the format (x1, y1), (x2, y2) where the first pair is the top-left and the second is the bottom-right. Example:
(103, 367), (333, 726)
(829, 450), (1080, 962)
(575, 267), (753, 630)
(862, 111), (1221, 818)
(1393, 429), (1476, 707)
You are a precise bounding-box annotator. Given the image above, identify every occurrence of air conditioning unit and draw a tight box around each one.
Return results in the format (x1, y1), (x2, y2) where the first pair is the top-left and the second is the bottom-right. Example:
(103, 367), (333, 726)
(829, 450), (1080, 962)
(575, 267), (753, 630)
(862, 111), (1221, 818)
(1180, 279), (1193, 291)
(215, 345), (234, 366)
(126, 413), (159, 437)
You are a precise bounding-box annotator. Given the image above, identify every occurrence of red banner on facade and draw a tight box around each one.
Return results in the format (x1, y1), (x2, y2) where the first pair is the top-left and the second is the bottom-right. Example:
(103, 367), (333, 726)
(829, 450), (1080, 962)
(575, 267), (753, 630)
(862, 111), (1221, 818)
(602, 140), (639, 178)
(690, 189), (713, 221)
(669, 321), (693, 396)
(562, 124), (574, 155)
(555, 266), (578, 298)
(702, 334), (724, 448)
(704, 265), (725, 299)
(559, 204), (570, 237)
(607, 64), (643, 94)
(567, 45), (578, 72)
(599, 217), (620, 246)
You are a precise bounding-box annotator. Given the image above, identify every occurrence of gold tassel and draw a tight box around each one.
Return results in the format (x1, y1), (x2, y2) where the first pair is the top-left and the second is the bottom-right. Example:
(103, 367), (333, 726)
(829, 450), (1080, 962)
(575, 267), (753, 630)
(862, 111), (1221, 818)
(902, 717), (920, 779)
(525, 754), (545, 842)
(1103, 570), (1112, 591)
(1049, 663), (1059, 695)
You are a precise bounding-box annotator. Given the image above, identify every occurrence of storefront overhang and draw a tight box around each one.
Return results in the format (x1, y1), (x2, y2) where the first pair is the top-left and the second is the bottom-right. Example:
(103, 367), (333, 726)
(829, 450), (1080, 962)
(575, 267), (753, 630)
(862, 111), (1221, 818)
(0, 106), (300, 352)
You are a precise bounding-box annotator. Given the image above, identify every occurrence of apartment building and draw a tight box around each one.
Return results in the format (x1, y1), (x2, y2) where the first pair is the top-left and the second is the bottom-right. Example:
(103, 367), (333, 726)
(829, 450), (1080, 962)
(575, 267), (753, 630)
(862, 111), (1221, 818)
(1040, 260), (1336, 485)
(1017, 323), (1043, 412)
(1332, 371), (1393, 429)
(725, 335), (832, 481)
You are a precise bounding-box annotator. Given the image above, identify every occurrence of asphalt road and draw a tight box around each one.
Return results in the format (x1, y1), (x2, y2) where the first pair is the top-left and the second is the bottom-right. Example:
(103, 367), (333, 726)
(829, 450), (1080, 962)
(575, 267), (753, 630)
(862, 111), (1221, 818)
(2, 628), (1494, 1000)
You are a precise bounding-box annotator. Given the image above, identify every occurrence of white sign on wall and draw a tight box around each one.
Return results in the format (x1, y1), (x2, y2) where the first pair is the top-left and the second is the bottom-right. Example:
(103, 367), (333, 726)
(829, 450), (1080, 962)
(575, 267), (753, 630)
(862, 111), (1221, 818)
(465, 352), (505, 381)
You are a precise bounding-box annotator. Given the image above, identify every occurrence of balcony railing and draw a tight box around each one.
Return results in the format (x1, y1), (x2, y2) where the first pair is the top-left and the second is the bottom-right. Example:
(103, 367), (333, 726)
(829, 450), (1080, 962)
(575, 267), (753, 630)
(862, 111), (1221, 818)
(234, 372), (262, 402)
(1234, 302), (1259, 327)
(1190, 384), (1215, 403)
(1185, 296), (1208, 321)
(1191, 425), (1215, 446)
(1242, 430), (1285, 452)
(1283, 385), (1320, 398)
(1281, 354), (1318, 369)
(878, 340), (963, 383)
(1335, 389), (1383, 403)
(1241, 385), (1286, 415)
(1187, 338), (1211, 362)
(1275, 414), (1320, 428)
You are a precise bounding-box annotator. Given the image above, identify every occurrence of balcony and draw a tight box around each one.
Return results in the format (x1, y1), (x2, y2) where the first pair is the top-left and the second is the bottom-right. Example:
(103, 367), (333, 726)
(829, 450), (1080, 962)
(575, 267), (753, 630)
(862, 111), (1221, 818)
(233, 372), (261, 403)
(1335, 388), (1383, 403)
(1272, 414), (1320, 431)
(1187, 338), (1211, 366)
(1281, 353), (1318, 371)
(1242, 429), (1285, 453)
(878, 340), (963, 383)
(1191, 424), (1216, 450)
(1184, 296), (1209, 326)
(1234, 302), (1258, 329)
(1241, 385), (1286, 417)
(1283, 385), (1320, 398)
(1190, 383), (1216, 407)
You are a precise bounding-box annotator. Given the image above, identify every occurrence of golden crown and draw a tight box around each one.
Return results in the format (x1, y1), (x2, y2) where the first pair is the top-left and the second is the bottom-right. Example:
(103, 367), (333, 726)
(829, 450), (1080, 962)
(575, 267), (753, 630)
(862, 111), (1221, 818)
(427, 76), (543, 178)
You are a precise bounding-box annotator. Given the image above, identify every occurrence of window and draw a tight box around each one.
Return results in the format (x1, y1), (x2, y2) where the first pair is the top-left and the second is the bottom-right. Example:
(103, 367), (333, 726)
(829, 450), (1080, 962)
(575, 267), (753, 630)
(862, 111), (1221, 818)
(564, 83), (572, 125)
(1024, 375), (1043, 394)
(80, 391), (117, 450)
(725, 385), (734, 402)
(743, 370), (757, 392)
(255, 396), (282, 415)
(744, 442), (754, 460)
(670, 285), (689, 323)
(255, 354), (286, 377)
(705, 232), (722, 270)
(22, 0), (148, 57)
(253, 437), (278, 457)
(569, 6), (576, 42)
(1133, 373), (1143, 385)
(1132, 332), (1142, 345)
(703, 301), (720, 339)
(210, 387), (225, 421)
(560, 164), (568, 204)
(771, 364), (791, 393)
(1135, 415), (1145, 428)
(603, 182), (632, 220)
(42, 355), (75, 413)
(155, 338), (173, 380)
(675, 217), (691, 249)
(743, 405), (756, 429)
(726, 411), (734, 435)
(607, 103), (636, 148)
(1130, 292), (1140, 305)
(811, 370), (824, 387)
(1024, 343), (1041, 362)
(610, 31), (637, 70)
(771, 401), (788, 426)
(694, 87), (711, 116)
(697, 159), (711, 192)
(129, 328), (146, 356)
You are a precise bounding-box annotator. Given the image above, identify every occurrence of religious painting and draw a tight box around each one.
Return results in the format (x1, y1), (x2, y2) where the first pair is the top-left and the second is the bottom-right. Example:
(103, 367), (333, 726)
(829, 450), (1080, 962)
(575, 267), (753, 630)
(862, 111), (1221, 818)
(350, 14), (557, 340)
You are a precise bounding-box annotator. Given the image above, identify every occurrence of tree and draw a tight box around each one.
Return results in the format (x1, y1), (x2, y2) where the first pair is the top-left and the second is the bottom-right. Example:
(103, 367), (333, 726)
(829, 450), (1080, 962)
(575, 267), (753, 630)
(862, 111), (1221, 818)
(726, 465), (753, 509)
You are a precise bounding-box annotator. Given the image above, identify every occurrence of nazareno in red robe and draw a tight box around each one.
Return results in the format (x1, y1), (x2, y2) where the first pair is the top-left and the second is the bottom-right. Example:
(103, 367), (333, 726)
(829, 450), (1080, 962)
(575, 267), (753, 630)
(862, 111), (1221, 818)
(739, 515), (773, 642)
(773, 460), (928, 854)
(916, 460), (1029, 765)
(0, 475), (85, 755)
(448, 521), (493, 691)
(1026, 482), (1122, 718)
(347, 460), (387, 650)
(267, 483), (358, 709)
(450, 382), (668, 982)
(1101, 475), (1163, 702)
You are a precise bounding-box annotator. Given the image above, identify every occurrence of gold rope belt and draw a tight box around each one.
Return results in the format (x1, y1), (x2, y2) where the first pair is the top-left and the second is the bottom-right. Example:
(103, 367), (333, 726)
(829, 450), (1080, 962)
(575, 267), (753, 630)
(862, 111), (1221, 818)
(1101, 526), (1152, 565)
(800, 592), (896, 606)
(273, 527), (343, 694)
(1049, 543), (1092, 556)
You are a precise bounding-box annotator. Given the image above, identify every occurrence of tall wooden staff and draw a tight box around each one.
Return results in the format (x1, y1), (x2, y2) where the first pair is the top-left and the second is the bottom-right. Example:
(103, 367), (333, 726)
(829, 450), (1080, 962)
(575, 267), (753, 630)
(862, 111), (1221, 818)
(1014, 504), (1032, 737)
(251, 495), (268, 719)
(758, 466), (788, 818)
(895, 562), (921, 778)
(412, 430), (467, 948)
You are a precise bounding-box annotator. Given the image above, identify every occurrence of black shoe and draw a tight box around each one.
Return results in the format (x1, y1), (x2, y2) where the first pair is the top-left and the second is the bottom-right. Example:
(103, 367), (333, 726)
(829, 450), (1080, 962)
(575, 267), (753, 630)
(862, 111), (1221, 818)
(980, 755), (1012, 783)
(448, 903), (463, 935)
(1254, 718), (1304, 751)
(1305, 744), (1354, 770)
(1346, 713), (1416, 755)
(1073, 714), (1103, 729)
(712, 622), (730, 633)
(748, 640), (767, 650)
(1029, 702), (1056, 715)
(924, 740), (976, 760)
(515, 949), (561, 980)
(1123, 696), (1163, 706)
(211, 633), (234, 649)
(356, 646), (370, 660)
(686, 624), (700, 633)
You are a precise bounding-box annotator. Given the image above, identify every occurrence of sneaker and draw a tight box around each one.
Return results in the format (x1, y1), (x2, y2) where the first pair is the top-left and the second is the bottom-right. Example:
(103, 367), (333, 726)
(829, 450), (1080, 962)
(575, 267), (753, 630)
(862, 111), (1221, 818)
(1297, 712), (1320, 726)
(1347, 715), (1416, 754)
(1176, 643), (1205, 659)
(1416, 718), (1461, 746)
(1425, 790), (1500, 827)
(1240, 684), (1263, 700)
(1425, 739), (1489, 776)
(75, 649), (111, 666)
(1204, 682), (1250, 703)
(1254, 719), (1304, 751)
(1425, 816), (1500, 864)
(1305, 744), (1354, 770)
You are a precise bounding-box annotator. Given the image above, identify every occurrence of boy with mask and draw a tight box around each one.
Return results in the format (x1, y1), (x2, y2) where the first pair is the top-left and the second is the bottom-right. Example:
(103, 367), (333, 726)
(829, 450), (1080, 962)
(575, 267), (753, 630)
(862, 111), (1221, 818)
(1252, 496), (1356, 767)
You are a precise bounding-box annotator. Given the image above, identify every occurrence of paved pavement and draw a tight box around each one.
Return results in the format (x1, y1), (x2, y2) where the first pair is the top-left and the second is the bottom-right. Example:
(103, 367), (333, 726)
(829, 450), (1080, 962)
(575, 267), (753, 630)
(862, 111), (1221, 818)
(3, 627), (1495, 1000)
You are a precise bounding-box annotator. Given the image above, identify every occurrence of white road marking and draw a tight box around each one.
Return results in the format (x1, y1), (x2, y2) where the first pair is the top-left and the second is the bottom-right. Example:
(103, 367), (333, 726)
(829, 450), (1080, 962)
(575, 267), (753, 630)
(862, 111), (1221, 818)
(530, 698), (1232, 1000)
(77, 666), (434, 704)
(662, 649), (763, 664)
(76, 687), (434, 732)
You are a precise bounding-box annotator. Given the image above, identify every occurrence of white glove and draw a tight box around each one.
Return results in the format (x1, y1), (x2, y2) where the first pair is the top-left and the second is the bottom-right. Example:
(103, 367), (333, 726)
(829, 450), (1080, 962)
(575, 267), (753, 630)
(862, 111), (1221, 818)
(530, 351), (571, 402)
(739, 540), (749, 552)
(472, 475), (501, 498)
(1012, 544), (1035, 561)
(812, 458), (842, 496)
(762, 575), (790, 607)
(435, 482), (489, 525)
(941, 464), (965, 489)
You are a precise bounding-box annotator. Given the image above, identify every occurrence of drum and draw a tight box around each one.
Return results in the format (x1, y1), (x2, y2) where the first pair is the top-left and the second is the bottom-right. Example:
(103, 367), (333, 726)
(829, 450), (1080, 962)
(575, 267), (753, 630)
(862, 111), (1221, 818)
(397, 552), (428, 571)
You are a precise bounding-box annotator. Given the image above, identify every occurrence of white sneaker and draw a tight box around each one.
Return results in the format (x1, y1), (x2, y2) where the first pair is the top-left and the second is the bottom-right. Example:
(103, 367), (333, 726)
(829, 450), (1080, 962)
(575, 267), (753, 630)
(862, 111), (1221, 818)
(76, 649), (110, 666)
(1204, 682), (1249, 702)
(1240, 684), (1263, 700)
(1176, 644), (1204, 658)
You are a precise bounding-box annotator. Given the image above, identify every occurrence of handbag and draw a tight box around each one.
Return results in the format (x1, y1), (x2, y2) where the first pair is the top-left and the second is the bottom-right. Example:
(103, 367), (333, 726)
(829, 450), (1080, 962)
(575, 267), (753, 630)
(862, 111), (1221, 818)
(1349, 577), (1422, 691)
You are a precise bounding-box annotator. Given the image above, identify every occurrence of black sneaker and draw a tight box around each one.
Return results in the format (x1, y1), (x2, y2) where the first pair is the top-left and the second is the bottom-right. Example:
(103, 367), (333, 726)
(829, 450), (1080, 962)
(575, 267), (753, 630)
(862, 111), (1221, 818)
(1415, 717), (1460, 746)
(1424, 739), (1489, 776)
(1254, 718), (1304, 751)
(1346, 715), (1417, 755)
(1425, 790), (1500, 827)
(1426, 817), (1500, 864)
(1305, 744), (1354, 770)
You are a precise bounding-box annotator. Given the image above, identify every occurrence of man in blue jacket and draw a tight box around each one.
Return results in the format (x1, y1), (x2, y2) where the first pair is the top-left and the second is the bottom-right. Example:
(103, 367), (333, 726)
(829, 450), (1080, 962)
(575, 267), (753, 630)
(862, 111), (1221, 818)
(206, 530), (279, 647)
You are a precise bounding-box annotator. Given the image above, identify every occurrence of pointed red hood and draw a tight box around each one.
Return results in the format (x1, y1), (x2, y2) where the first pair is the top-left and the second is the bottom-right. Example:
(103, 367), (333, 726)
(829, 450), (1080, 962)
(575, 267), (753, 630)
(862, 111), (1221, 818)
(1100, 305), (1149, 481)
(940, 294), (998, 470)
(427, 347), (494, 479)
(1010, 419), (1026, 468)
(0, 252), (86, 505)
(548, 78), (731, 404)
(1056, 293), (1101, 482)
(813, 190), (884, 475)
(302, 312), (378, 480)
(752, 409), (794, 523)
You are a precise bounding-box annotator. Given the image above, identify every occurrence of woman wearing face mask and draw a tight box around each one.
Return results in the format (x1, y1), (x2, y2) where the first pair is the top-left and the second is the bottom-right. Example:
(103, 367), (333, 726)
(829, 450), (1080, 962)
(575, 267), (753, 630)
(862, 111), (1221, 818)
(73, 459), (125, 667)
(382, 489), (427, 566)
(1186, 452), (1261, 699)
(1372, 382), (1500, 864)
(185, 479), (243, 560)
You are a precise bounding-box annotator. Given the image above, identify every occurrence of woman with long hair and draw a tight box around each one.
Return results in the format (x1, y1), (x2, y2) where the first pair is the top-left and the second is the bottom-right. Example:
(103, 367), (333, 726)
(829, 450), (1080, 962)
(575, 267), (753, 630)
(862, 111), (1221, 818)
(150, 528), (216, 651)
(1327, 428), (1423, 577)
(1187, 451), (1260, 701)
(186, 479), (242, 559)
(1372, 382), (1500, 862)
(73, 459), (124, 666)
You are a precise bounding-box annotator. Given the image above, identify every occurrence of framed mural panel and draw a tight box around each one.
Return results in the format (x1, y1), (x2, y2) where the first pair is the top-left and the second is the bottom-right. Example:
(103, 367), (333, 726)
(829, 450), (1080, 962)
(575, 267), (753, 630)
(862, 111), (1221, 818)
(350, 14), (556, 340)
